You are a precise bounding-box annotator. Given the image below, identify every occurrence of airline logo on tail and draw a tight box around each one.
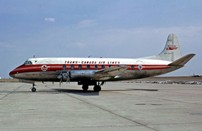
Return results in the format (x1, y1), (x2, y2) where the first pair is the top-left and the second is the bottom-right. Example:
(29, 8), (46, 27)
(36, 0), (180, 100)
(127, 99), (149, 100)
(166, 44), (178, 50)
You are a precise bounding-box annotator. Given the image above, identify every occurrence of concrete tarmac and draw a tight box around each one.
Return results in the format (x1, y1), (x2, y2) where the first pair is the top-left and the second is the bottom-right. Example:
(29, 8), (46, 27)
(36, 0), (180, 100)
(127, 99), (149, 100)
(0, 82), (202, 131)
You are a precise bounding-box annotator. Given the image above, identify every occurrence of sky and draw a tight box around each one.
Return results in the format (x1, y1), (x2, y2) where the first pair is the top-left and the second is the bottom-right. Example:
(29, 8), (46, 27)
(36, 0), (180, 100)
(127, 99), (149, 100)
(0, 0), (202, 78)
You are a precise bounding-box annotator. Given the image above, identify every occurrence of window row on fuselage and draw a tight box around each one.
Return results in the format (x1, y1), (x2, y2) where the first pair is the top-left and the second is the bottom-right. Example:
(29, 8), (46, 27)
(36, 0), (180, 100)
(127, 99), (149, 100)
(62, 64), (136, 70)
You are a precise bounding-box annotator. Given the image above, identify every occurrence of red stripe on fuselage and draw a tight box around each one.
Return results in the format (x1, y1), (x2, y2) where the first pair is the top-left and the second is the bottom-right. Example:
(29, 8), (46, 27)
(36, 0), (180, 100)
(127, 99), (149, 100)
(10, 64), (170, 75)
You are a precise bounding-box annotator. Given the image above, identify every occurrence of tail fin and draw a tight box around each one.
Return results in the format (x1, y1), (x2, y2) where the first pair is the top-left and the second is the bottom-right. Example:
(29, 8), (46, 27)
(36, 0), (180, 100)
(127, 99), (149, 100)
(158, 34), (182, 61)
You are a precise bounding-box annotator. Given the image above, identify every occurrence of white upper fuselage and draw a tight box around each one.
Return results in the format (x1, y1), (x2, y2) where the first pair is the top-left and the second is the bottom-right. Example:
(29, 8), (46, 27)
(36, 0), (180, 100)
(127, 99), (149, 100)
(26, 57), (171, 65)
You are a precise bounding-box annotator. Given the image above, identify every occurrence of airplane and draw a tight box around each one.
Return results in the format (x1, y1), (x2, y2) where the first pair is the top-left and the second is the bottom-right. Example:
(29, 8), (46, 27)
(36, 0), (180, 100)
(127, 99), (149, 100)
(9, 34), (195, 92)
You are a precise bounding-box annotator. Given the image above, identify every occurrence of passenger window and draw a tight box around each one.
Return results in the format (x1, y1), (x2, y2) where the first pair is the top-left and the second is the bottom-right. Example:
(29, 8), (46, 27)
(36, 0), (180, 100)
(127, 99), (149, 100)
(131, 65), (135, 70)
(95, 65), (98, 70)
(71, 65), (74, 70)
(102, 65), (105, 69)
(87, 65), (90, 69)
(78, 64), (82, 70)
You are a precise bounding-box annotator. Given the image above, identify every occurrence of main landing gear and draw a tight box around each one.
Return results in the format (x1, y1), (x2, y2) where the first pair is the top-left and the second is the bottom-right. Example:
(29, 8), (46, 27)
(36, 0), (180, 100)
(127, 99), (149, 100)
(79, 81), (104, 92)
(82, 84), (89, 92)
(82, 84), (101, 92)
(31, 83), (36, 92)
(93, 85), (101, 92)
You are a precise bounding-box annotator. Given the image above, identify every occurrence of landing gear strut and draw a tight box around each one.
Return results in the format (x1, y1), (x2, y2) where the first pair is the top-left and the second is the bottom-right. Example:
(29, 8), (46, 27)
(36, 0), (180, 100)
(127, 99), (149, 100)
(31, 83), (36, 92)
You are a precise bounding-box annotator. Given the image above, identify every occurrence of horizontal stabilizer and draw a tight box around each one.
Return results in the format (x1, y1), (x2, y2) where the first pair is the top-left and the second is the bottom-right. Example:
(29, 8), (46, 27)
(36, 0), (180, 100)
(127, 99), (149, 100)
(168, 54), (195, 66)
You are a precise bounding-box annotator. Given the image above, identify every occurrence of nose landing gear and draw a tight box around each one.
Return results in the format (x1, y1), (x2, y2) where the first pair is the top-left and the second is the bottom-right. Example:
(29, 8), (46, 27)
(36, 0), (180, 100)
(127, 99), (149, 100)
(31, 83), (36, 92)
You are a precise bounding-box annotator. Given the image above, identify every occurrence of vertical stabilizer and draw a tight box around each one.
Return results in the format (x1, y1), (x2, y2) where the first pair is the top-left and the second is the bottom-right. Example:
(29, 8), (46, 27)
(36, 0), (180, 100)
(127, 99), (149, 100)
(158, 34), (182, 61)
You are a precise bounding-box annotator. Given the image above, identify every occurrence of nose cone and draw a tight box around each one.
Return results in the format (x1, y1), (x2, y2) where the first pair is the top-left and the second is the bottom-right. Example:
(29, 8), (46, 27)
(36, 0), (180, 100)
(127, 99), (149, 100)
(9, 70), (15, 78)
(9, 65), (24, 79)
(9, 66), (20, 78)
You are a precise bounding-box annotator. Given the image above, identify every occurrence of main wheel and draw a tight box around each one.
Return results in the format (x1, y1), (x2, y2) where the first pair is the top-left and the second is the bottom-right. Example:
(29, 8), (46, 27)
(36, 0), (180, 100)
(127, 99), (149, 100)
(31, 87), (36, 92)
(94, 85), (101, 92)
(82, 85), (89, 92)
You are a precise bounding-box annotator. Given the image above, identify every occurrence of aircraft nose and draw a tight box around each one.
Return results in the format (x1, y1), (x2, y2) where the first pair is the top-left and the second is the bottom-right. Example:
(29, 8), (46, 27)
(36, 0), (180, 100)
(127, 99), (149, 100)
(9, 70), (14, 78)
(9, 65), (24, 79)
(9, 69), (16, 78)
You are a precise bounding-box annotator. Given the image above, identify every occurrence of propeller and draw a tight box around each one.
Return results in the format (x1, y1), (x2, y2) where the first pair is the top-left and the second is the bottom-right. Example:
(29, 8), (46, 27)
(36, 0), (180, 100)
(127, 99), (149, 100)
(57, 64), (71, 86)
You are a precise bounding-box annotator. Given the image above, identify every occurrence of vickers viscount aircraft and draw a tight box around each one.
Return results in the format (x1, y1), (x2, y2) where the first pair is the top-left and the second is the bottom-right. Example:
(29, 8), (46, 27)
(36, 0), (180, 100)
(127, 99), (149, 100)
(9, 34), (195, 92)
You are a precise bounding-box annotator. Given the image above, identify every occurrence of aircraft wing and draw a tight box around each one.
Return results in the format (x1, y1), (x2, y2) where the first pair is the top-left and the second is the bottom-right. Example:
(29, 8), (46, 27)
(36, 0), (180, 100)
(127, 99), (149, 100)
(94, 66), (127, 81)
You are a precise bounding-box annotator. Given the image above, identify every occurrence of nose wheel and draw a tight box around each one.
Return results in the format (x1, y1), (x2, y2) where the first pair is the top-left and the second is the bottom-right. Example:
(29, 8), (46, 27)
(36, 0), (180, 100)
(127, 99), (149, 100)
(32, 87), (36, 92)
(31, 83), (36, 92)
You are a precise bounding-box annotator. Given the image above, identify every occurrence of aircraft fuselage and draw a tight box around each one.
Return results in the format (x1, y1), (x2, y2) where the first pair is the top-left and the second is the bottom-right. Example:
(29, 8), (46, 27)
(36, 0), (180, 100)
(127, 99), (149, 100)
(9, 57), (176, 82)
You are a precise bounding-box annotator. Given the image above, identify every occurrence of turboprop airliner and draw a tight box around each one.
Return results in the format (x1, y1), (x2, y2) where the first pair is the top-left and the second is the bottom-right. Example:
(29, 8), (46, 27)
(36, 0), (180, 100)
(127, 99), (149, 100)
(9, 34), (195, 92)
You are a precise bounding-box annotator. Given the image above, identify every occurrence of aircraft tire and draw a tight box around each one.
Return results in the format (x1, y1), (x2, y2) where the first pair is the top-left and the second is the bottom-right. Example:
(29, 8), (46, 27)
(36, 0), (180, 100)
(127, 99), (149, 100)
(82, 85), (88, 92)
(31, 87), (36, 92)
(94, 85), (101, 92)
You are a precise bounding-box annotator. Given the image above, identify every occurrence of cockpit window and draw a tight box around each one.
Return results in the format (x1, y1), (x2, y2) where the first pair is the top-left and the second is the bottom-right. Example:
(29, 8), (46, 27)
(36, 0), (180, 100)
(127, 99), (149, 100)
(24, 60), (32, 65)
